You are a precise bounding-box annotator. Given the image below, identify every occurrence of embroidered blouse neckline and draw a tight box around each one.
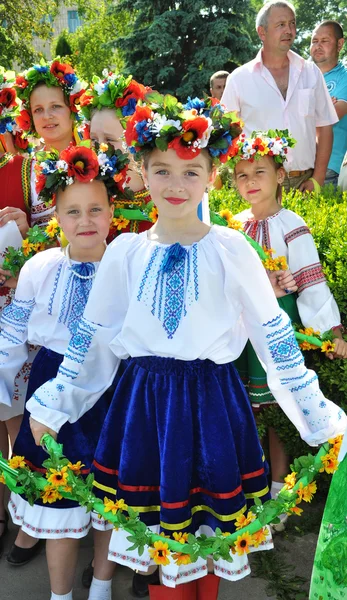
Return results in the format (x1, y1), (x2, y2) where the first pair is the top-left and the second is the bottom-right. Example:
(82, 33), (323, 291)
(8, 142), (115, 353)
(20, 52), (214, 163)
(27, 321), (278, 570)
(244, 208), (284, 223)
(140, 226), (213, 248)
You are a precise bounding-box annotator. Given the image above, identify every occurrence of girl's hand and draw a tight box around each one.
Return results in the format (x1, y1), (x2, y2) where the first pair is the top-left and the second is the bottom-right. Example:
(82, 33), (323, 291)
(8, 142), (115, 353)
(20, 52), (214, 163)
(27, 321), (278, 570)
(29, 417), (57, 446)
(0, 268), (18, 289)
(326, 338), (347, 360)
(267, 269), (298, 298)
(0, 206), (29, 237)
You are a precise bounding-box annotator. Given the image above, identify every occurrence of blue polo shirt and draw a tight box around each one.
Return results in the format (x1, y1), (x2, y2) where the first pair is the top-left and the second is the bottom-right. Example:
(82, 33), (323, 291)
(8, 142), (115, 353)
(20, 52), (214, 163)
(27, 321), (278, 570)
(324, 62), (347, 173)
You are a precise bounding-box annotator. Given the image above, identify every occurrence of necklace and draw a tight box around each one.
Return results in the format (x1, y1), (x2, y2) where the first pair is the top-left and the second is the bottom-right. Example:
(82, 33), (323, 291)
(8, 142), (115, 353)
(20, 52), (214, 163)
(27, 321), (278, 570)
(65, 244), (97, 280)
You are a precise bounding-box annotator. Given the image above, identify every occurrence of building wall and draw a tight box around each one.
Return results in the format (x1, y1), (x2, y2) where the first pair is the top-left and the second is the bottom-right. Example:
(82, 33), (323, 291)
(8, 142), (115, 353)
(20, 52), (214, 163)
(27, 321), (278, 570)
(33, 5), (82, 59)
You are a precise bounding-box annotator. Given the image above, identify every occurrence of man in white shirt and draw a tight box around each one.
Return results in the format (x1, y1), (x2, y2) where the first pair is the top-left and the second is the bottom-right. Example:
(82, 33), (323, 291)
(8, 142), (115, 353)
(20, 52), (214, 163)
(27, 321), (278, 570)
(222, 0), (337, 192)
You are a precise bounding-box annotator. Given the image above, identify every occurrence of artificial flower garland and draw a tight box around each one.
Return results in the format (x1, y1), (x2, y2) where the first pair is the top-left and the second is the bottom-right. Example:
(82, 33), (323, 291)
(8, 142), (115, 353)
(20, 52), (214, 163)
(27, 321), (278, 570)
(229, 129), (296, 168)
(0, 434), (342, 567)
(0, 67), (35, 154)
(125, 92), (243, 164)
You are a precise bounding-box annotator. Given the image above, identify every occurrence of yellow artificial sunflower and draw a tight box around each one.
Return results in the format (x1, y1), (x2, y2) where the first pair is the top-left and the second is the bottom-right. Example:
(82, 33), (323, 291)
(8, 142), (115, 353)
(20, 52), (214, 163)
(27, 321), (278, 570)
(251, 527), (269, 548)
(67, 461), (85, 476)
(172, 552), (192, 566)
(149, 207), (158, 223)
(328, 435), (342, 456)
(8, 456), (26, 469)
(45, 218), (60, 238)
(172, 532), (189, 544)
(112, 216), (130, 231)
(47, 466), (69, 488)
(234, 532), (253, 556)
(148, 540), (171, 566)
(103, 497), (128, 514)
(320, 450), (339, 474)
(227, 218), (243, 231)
(297, 481), (317, 503)
(41, 485), (63, 504)
(0, 474), (5, 484)
(283, 471), (297, 490)
(321, 341), (336, 354)
(287, 501), (303, 517)
(234, 511), (256, 530)
(22, 239), (33, 257)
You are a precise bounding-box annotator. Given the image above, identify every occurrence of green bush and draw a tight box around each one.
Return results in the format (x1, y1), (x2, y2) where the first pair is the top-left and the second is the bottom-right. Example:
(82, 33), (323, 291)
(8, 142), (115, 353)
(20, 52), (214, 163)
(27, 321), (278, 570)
(209, 184), (347, 457)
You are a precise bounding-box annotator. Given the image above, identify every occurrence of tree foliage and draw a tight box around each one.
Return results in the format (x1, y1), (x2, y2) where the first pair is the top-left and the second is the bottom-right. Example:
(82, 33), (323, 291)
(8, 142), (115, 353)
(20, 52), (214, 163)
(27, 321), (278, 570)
(0, 0), (59, 67)
(55, 31), (73, 58)
(108, 0), (255, 99)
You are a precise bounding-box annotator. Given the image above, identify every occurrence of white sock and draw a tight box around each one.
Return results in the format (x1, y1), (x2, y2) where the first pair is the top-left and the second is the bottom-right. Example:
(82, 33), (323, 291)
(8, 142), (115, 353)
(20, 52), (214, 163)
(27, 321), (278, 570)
(88, 577), (112, 600)
(50, 592), (73, 600)
(270, 480), (284, 499)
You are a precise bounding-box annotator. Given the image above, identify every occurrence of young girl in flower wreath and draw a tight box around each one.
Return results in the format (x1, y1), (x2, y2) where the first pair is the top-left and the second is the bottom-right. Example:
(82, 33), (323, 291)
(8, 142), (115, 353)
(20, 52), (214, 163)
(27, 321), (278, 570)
(231, 130), (347, 528)
(0, 143), (129, 599)
(28, 95), (346, 600)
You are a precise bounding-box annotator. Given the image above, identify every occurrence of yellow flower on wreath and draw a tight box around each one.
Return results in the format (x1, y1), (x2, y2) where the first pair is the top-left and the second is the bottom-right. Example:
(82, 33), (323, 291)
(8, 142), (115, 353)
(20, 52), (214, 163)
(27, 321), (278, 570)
(0, 474), (5, 484)
(297, 481), (317, 503)
(149, 206), (158, 223)
(22, 238), (34, 257)
(320, 450), (339, 474)
(328, 435), (342, 456)
(41, 485), (63, 504)
(112, 216), (130, 231)
(148, 540), (171, 566)
(103, 497), (128, 515)
(8, 455), (26, 469)
(67, 461), (85, 476)
(234, 532), (253, 556)
(172, 551), (192, 566)
(287, 500), (303, 517)
(283, 471), (297, 490)
(321, 341), (336, 354)
(45, 218), (60, 239)
(251, 527), (269, 548)
(234, 511), (256, 530)
(173, 531), (189, 544)
(47, 466), (69, 488)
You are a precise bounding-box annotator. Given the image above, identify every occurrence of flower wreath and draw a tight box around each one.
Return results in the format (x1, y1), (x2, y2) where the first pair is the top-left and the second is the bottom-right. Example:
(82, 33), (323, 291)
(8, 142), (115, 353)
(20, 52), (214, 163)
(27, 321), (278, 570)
(34, 141), (130, 206)
(125, 92), (243, 164)
(230, 129), (296, 168)
(0, 434), (342, 567)
(80, 69), (152, 124)
(15, 58), (86, 138)
(0, 67), (35, 154)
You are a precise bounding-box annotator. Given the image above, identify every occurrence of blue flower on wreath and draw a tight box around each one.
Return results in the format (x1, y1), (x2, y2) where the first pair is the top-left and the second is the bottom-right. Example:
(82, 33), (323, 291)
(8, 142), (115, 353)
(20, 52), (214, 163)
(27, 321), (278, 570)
(103, 155), (119, 176)
(41, 160), (58, 174)
(184, 97), (206, 112)
(64, 73), (78, 87)
(0, 118), (14, 134)
(122, 98), (137, 117)
(136, 120), (153, 144)
(34, 65), (49, 74)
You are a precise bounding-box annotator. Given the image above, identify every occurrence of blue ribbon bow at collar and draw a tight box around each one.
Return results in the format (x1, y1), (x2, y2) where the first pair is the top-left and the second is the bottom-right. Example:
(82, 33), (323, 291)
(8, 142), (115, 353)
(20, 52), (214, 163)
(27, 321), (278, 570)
(161, 243), (188, 273)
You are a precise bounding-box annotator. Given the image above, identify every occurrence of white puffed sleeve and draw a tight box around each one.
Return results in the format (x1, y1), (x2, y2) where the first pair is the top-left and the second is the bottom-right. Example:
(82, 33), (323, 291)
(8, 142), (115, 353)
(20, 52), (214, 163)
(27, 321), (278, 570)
(26, 234), (136, 432)
(222, 229), (346, 445)
(285, 217), (341, 333)
(0, 261), (34, 407)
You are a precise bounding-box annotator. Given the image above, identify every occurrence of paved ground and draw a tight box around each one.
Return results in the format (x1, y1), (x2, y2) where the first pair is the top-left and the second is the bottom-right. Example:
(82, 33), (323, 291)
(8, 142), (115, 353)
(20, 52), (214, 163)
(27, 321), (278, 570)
(0, 516), (317, 600)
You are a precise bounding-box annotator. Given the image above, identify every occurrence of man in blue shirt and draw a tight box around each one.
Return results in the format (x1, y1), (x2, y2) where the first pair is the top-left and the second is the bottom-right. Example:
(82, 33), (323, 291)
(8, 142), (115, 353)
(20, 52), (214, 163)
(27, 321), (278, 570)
(311, 21), (347, 187)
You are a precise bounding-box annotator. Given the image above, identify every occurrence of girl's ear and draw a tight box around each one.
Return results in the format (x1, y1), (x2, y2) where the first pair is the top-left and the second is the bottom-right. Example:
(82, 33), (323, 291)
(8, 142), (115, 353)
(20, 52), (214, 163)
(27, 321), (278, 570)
(208, 165), (217, 188)
(277, 167), (286, 185)
(54, 210), (60, 226)
(141, 164), (148, 189)
(109, 203), (114, 223)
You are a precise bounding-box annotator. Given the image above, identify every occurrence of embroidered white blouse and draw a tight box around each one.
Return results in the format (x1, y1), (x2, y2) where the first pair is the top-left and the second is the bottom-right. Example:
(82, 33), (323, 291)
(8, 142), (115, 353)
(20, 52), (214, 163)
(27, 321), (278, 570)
(27, 226), (346, 445)
(0, 248), (99, 409)
(235, 208), (341, 334)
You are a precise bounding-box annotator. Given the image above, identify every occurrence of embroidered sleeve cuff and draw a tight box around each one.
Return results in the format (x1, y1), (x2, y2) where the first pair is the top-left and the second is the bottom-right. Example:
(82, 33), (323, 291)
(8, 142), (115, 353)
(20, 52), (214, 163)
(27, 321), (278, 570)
(26, 396), (70, 433)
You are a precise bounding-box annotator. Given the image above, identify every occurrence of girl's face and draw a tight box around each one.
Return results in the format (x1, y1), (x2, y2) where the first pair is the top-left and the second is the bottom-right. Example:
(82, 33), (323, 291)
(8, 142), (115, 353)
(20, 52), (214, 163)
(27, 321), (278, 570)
(55, 180), (113, 252)
(30, 85), (73, 144)
(90, 109), (124, 151)
(234, 155), (285, 206)
(143, 148), (215, 221)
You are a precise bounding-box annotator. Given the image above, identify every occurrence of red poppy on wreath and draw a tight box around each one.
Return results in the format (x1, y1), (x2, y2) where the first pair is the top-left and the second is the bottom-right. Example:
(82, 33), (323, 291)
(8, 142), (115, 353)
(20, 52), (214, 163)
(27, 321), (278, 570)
(15, 75), (29, 89)
(113, 166), (128, 191)
(79, 91), (93, 108)
(15, 109), (32, 132)
(168, 116), (209, 159)
(13, 132), (29, 151)
(125, 104), (153, 147)
(252, 137), (265, 153)
(35, 171), (47, 194)
(82, 122), (90, 140)
(60, 146), (99, 182)
(70, 89), (86, 113)
(115, 80), (149, 108)
(50, 61), (75, 80)
(0, 87), (17, 109)
(219, 137), (240, 164)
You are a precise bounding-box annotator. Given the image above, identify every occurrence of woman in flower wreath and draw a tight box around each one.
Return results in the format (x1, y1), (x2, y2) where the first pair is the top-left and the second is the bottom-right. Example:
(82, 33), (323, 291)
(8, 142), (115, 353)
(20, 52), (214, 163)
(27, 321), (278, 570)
(0, 141), (130, 599)
(80, 70), (157, 239)
(230, 131), (347, 530)
(27, 94), (346, 600)
(0, 67), (41, 559)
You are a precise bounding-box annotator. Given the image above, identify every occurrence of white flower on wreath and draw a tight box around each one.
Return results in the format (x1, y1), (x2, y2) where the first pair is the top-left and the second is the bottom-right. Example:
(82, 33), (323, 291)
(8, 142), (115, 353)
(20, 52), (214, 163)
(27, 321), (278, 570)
(271, 139), (285, 156)
(94, 81), (107, 96)
(56, 160), (68, 171)
(97, 153), (108, 167)
(150, 113), (182, 136)
(199, 117), (213, 149)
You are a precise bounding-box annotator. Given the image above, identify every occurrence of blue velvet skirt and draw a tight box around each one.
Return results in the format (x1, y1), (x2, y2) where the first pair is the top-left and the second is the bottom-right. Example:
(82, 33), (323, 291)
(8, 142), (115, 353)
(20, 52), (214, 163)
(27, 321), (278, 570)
(92, 356), (270, 535)
(13, 347), (111, 509)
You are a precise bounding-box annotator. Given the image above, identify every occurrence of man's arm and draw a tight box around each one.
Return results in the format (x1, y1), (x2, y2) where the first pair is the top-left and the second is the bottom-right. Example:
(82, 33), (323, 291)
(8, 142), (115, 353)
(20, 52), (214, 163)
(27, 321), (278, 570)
(300, 125), (333, 192)
(331, 97), (347, 120)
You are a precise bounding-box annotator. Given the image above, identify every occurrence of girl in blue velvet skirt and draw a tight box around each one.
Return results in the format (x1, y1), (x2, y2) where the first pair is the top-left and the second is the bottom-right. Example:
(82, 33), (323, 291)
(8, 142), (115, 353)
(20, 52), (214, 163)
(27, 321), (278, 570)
(28, 96), (346, 600)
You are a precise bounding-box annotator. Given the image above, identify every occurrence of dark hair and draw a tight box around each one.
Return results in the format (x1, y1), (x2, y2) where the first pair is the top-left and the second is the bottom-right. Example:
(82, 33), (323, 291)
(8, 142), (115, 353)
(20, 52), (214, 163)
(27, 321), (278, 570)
(29, 81), (71, 109)
(316, 20), (344, 40)
(210, 71), (229, 87)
